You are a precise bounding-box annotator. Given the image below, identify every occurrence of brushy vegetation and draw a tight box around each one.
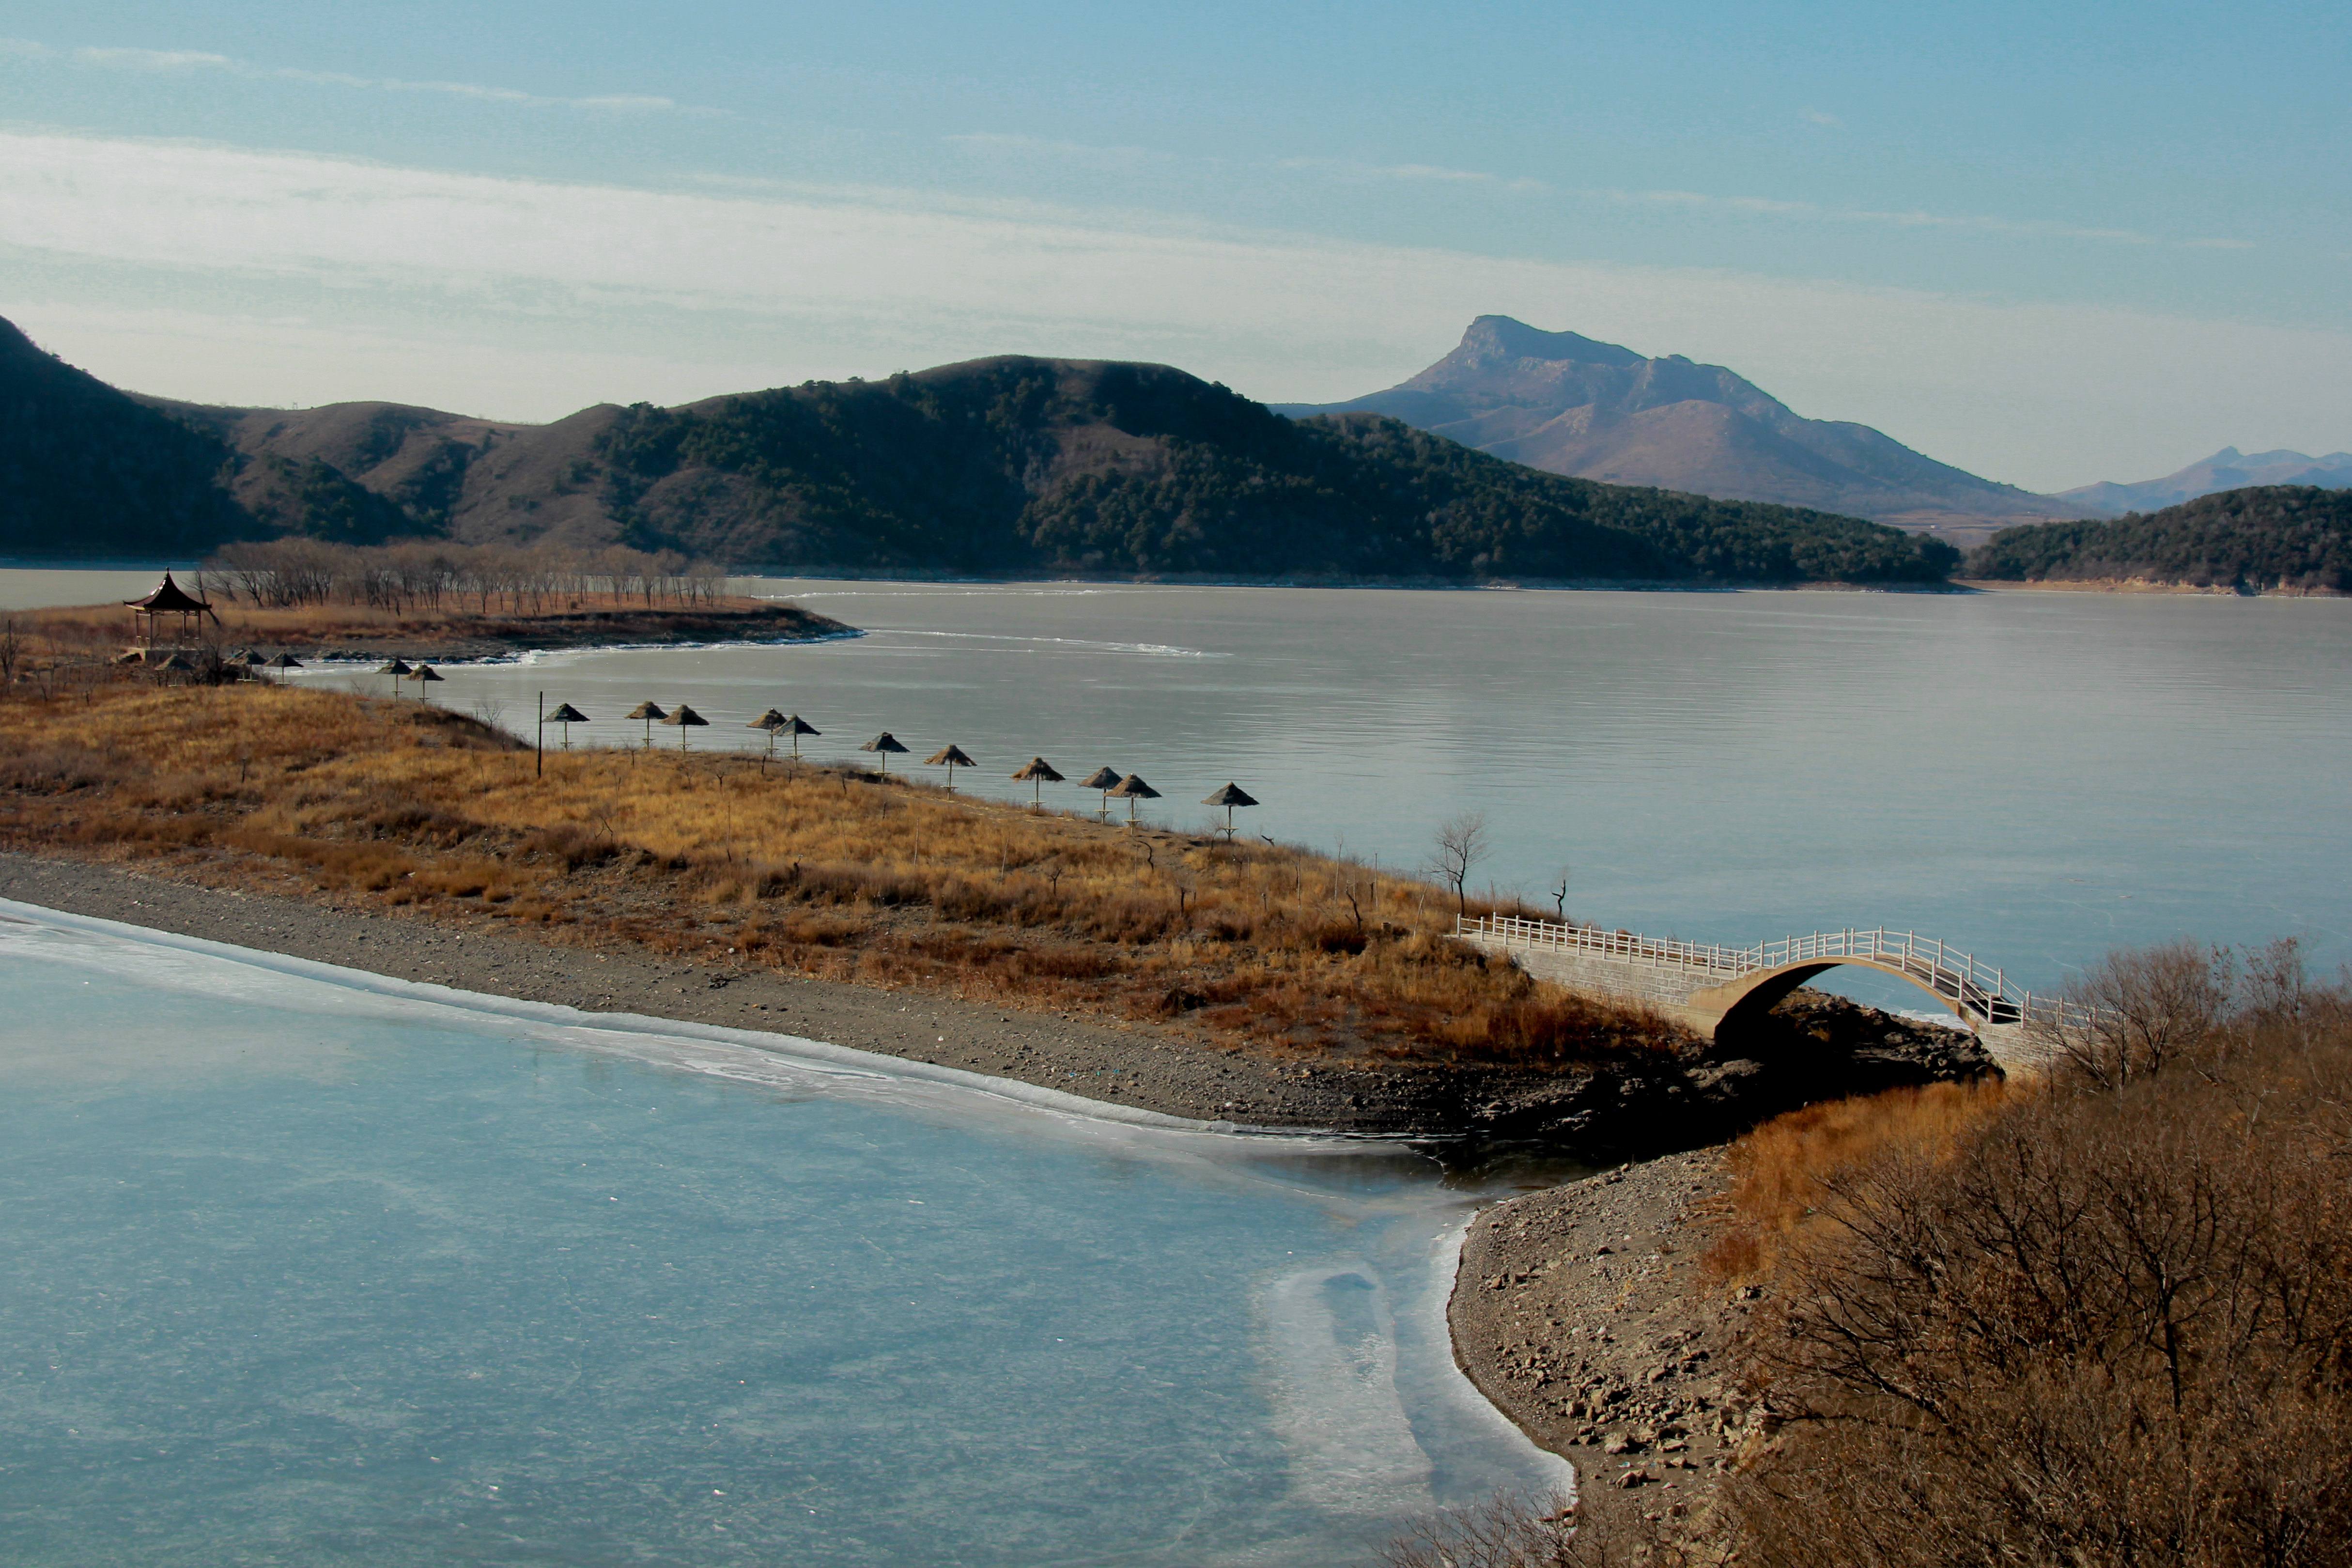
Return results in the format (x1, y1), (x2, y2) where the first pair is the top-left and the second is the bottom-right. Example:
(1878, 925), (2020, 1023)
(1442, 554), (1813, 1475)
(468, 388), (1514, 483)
(1696, 1077), (2011, 1285)
(596, 359), (1960, 583)
(0, 681), (1685, 1068)
(1966, 484), (2352, 591)
(1391, 938), (2352, 1568)
(192, 539), (731, 612)
(1723, 938), (2352, 1567)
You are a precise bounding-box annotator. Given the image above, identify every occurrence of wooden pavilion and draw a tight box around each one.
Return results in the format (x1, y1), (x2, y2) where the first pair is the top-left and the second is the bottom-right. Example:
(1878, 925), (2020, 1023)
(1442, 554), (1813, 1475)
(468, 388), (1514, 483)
(124, 573), (218, 651)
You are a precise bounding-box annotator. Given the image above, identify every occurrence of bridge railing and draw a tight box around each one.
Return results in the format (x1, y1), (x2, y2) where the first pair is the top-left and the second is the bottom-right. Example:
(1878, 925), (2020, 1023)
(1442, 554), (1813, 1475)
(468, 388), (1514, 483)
(1455, 913), (2100, 1034)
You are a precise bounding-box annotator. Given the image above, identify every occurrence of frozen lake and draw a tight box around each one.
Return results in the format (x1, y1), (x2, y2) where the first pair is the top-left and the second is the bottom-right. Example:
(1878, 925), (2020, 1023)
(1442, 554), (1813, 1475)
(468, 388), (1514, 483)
(0, 906), (1563, 1566)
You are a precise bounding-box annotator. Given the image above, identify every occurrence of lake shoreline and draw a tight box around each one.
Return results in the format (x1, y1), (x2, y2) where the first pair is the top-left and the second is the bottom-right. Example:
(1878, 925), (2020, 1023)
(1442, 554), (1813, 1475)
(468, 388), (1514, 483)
(0, 851), (1403, 1133)
(15, 596), (857, 666)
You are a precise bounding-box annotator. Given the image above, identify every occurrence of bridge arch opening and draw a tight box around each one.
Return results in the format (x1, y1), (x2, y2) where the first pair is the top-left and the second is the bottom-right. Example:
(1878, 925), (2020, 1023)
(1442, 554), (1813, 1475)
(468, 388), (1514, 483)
(1691, 958), (1976, 1043)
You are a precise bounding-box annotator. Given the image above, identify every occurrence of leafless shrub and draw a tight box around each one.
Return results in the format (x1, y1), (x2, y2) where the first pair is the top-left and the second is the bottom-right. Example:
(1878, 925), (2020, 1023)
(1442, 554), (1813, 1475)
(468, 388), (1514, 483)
(2034, 936), (2236, 1087)
(1728, 945), (2352, 1568)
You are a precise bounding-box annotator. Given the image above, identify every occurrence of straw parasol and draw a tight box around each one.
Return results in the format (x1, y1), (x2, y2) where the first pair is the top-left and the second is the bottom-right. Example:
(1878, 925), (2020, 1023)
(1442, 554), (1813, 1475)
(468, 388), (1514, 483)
(545, 701), (588, 749)
(1201, 782), (1258, 838)
(408, 664), (444, 704)
(1010, 756), (1065, 810)
(925, 744), (976, 791)
(748, 708), (786, 764)
(1106, 772), (1161, 827)
(661, 703), (710, 751)
(1078, 765), (1123, 819)
(375, 657), (412, 698)
(858, 731), (909, 775)
(266, 652), (304, 684)
(624, 700), (667, 748)
(155, 651), (197, 679)
(775, 714), (820, 764)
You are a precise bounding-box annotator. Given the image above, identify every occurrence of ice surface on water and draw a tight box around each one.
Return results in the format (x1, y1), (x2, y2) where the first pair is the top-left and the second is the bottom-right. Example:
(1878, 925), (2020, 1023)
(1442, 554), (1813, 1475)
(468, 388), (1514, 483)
(0, 907), (1565, 1567)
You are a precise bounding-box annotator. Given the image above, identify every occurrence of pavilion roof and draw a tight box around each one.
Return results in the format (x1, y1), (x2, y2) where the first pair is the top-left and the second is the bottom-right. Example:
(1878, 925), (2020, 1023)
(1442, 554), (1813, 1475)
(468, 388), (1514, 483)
(125, 572), (211, 613)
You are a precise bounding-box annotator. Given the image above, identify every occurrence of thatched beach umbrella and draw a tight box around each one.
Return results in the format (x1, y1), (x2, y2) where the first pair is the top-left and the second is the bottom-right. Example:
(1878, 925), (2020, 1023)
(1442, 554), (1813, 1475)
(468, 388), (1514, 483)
(155, 651), (196, 681)
(546, 701), (588, 749)
(1078, 765), (1124, 820)
(926, 744), (977, 792)
(408, 664), (444, 704)
(1106, 772), (1161, 827)
(662, 703), (710, 751)
(1010, 756), (1065, 811)
(266, 652), (304, 685)
(749, 708), (786, 764)
(375, 658), (412, 699)
(624, 700), (667, 749)
(859, 731), (909, 776)
(776, 714), (820, 764)
(1201, 782), (1258, 839)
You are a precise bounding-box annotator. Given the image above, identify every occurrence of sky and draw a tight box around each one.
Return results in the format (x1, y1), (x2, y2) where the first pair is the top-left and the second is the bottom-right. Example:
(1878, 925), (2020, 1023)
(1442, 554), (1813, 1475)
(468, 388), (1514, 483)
(2, 1), (2347, 492)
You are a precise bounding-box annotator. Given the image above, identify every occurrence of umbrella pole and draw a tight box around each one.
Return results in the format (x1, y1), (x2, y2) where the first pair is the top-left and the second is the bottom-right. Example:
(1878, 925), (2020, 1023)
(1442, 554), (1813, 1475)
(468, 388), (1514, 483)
(535, 690), (544, 780)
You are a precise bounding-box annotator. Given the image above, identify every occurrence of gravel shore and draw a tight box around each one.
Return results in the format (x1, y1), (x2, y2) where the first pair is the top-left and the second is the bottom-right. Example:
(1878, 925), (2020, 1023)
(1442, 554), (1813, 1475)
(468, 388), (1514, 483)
(1452, 1150), (1762, 1541)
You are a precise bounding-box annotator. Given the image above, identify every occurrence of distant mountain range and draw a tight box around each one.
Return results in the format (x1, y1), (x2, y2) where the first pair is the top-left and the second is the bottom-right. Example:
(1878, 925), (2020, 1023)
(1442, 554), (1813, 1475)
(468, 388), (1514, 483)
(0, 315), (1958, 586)
(2055, 448), (2352, 516)
(1273, 316), (2101, 544)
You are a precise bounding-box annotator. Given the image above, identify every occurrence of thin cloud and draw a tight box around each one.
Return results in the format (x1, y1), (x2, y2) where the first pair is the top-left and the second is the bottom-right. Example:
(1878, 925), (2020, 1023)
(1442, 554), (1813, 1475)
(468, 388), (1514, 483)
(72, 47), (236, 71)
(1798, 107), (1843, 127)
(1594, 185), (2248, 251)
(24, 34), (707, 116)
(3, 129), (2339, 489)
(1278, 155), (1549, 192)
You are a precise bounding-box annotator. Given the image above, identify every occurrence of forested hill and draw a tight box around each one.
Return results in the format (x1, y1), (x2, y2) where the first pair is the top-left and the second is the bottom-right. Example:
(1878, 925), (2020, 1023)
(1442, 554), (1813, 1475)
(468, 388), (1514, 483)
(1, 312), (1956, 584)
(594, 357), (1958, 584)
(0, 317), (249, 557)
(1965, 486), (2352, 592)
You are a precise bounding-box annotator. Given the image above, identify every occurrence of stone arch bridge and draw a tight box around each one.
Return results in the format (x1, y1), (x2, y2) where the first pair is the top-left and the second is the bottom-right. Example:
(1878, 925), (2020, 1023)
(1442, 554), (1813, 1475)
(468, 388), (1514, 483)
(1456, 915), (2082, 1071)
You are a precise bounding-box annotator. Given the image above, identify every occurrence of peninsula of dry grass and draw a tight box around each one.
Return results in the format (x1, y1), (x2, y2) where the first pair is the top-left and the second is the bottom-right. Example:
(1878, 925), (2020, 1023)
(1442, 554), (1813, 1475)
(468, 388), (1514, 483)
(0, 680), (1683, 1068)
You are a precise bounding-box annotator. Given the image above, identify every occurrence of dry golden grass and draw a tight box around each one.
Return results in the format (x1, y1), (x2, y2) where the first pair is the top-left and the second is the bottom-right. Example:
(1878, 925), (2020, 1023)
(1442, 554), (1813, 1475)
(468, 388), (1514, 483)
(0, 680), (1687, 1067)
(1699, 1077), (2011, 1283)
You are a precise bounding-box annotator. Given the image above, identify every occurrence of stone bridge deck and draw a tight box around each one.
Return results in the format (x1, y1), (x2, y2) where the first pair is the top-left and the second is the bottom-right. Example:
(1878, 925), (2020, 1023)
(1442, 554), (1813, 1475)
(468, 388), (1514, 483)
(1455, 915), (2081, 1072)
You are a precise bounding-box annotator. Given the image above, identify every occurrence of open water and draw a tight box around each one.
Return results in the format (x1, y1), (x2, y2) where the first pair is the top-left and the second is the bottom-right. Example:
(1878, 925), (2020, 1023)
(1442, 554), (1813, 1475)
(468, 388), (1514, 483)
(0, 905), (1563, 1565)
(251, 578), (2352, 994)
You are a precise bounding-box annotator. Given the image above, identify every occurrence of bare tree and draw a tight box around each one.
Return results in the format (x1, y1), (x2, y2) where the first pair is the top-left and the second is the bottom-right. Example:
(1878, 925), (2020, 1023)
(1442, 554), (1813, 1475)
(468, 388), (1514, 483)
(1549, 865), (1572, 923)
(1427, 810), (1488, 916)
(0, 617), (21, 694)
(2035, 938), (2234, 1089)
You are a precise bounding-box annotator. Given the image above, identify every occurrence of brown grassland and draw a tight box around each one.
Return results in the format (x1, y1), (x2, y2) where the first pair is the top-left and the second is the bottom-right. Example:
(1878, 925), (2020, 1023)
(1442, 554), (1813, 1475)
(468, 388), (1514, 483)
(0, 677), (1682, 1068)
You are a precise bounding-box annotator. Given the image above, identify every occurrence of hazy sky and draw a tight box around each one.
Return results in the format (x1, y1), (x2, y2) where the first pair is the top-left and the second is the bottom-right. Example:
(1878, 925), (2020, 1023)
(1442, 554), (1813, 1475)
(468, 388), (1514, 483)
(3, 1), (2346, 490)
